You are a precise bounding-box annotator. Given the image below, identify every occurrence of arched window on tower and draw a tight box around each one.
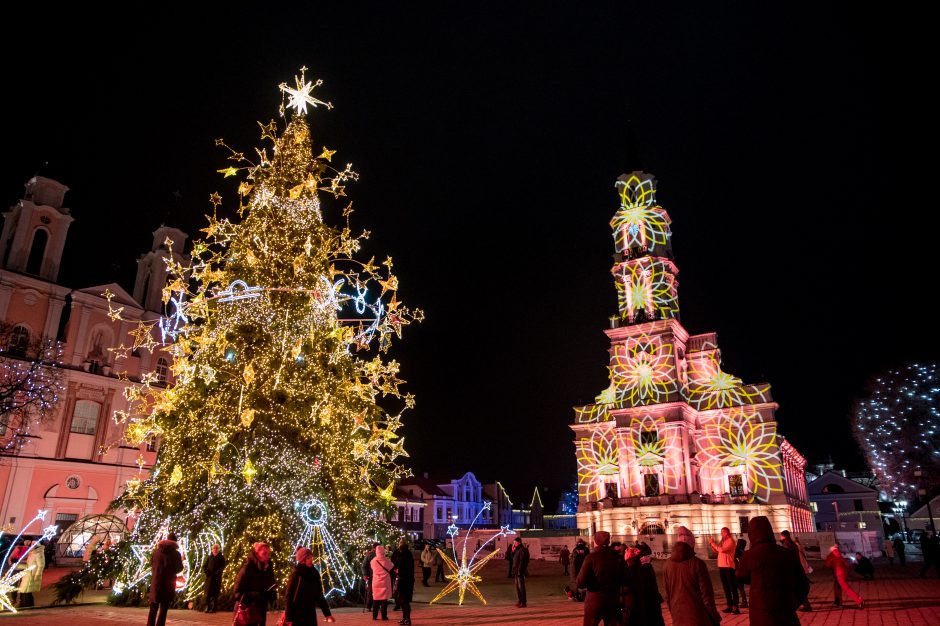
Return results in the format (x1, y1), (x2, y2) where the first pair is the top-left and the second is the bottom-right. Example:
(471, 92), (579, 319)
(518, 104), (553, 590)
(155, 357), (169, 383)
(25, 228), (49, 275)
(8, 325), (31, 357)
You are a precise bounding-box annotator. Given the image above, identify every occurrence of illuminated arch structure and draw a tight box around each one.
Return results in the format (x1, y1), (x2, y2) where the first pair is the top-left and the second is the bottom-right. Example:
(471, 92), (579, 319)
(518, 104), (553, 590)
(572, 172), (812, 551)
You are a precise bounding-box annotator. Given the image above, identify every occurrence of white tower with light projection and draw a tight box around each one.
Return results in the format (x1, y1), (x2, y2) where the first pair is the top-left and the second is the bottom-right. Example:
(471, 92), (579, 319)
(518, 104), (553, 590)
(571, 172), (812, 551)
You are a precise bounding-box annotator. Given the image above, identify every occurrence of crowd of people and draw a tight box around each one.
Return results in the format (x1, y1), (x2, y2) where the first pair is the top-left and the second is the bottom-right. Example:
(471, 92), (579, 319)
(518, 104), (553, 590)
(562, 515), (883, 626)
(121, 521), (940, 625)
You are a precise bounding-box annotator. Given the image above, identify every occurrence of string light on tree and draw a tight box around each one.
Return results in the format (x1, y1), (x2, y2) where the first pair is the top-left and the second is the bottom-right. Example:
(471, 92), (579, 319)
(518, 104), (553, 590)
(852, 363), (940, 500)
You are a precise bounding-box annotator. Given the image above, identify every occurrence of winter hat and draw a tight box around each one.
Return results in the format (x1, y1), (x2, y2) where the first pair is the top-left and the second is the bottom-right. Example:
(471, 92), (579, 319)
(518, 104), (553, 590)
(513, 536), (522, 543)
(295, 547), (312, 562)
(593, 531), (611, 546)
(675, 525), (695, 547)
(829, 545), (840, 554)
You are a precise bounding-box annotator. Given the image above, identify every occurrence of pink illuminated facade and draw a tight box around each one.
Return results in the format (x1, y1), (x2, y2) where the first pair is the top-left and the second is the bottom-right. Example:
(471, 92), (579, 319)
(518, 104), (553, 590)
(572, 172), (812, 546)
(0, 176), (184, 540)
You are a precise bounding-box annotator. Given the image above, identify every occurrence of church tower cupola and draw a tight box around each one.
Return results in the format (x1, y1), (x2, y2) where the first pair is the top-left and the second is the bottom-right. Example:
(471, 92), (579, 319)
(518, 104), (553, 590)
(0, 176), (74, 281)
(133, 225), (188, 313)
(610, 172), (679, 325)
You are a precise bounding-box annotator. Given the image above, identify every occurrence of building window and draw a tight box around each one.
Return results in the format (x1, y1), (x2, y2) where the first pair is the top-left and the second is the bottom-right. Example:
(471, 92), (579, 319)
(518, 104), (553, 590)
(605, 482), (618, 499)
(436, 506), (442, 521)
(739, 515), (749, 535)
(155, 358), (170, 383)
(644, 473), (659, 497)
(853, 499), (864, 512)
(54, 512), (79, 536)
(146, 437), (157, 452)
(640, 430), (658, 447)
(8, 325), (31, 356)
(26, 229), (49, 275)
(70, 400), (101, 435)
(728, 474), (745, 497)
(639, 522), (664, 535)
(398, 506), (405, 521)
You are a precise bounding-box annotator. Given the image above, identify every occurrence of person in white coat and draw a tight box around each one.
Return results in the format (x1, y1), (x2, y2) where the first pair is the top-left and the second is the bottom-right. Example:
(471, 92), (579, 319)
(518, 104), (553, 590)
(17, 540), (45, 608)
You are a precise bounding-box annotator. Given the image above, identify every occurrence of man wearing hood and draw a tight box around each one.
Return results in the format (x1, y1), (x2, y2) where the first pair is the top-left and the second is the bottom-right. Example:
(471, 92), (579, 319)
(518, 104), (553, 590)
(736, 516), (809, 625)
(663, 526), (721, 625)
(575, 530), (625, 626)
(147, 532), (184, 626)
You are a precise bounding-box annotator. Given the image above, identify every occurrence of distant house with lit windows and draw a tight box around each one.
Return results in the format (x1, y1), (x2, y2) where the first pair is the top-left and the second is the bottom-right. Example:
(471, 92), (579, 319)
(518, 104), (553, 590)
(807, 469), (883, 537)
(0, 176), (185, 545)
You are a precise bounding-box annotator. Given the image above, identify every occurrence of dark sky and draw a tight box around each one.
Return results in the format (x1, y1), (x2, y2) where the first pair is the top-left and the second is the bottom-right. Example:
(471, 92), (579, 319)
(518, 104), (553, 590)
(4, 5), (937, 503)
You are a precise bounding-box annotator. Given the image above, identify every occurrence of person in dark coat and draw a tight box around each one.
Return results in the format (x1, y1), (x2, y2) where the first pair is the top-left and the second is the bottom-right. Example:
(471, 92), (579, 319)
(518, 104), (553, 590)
(736, 516), (809, 626)
(506, 538), (515, 578)
(234, 542), (277, 626)
(147, 533), (184, 626)
(284, 547), (335, 625)
(202, 543), (226, 613)
(362, 543), (378, 609)
(434, 545), (445, 582)
(733, 538), (748, 608)
(854, 552), (875, 580)
(663, 526), (721, 626)
(392, 538), (415, 625)
(560, 545), (571, 576)
(575, 531), (624, 626)
(919, 530), (940, 577)
(623, 545), (665, 626)
(573, 538), (590, 578)
(511, 537), (530, 608)
(893, 535), (906, 567)
(779, 530), (812, 612)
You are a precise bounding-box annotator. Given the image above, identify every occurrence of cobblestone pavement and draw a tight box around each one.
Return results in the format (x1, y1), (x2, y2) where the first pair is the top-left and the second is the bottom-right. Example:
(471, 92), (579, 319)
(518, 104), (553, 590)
(3, 560), (939, 625)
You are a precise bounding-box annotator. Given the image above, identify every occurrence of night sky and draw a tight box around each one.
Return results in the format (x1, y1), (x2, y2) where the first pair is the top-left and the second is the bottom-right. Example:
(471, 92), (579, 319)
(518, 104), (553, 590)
(4, 6), (937, 503)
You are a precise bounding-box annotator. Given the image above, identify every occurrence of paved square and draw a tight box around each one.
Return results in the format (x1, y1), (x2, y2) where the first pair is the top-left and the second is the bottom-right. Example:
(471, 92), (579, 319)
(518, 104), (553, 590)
(2, 559), (939, 625)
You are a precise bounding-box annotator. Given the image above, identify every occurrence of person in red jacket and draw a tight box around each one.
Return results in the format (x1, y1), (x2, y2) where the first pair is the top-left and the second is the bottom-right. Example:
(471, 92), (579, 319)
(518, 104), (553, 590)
(708, 527), (740, 614)
(823, 545), (863, 609)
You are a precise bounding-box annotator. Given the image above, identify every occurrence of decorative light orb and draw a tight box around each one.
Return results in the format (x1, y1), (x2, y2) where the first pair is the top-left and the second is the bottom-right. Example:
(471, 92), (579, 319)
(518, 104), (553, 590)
(301, 499), (328, 527)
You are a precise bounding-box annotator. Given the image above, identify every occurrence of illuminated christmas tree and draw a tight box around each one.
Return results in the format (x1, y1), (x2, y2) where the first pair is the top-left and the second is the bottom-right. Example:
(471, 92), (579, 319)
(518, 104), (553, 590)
(852, 363), (940, 500)
(107, 68), (421, 594)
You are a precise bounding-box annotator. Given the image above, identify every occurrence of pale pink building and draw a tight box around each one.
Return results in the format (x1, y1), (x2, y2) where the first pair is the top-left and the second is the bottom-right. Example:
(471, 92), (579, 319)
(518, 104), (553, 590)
(0, 176), (185, 542)
(572, 172), (812, 548)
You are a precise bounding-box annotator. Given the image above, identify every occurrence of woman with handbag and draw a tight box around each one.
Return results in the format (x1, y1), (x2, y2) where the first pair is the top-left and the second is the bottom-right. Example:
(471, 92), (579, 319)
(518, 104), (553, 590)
(282, 547), (336, 625)
(234, 542), (277, 626)
(370, 545), (395, 621)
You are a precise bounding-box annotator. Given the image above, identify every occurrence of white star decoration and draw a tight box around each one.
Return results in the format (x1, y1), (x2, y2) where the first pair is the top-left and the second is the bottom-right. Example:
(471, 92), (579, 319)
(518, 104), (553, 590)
(279, 67), (333, 115)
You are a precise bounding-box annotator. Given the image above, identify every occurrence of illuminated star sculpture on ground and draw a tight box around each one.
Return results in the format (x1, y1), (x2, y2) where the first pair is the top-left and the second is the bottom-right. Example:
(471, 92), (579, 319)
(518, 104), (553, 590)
(429, 502), (515, 606)
(0, 510), (58, 613)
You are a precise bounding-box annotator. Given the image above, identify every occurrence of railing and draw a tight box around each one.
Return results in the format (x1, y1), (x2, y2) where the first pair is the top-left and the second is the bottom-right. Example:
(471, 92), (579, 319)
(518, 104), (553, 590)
(578, 492), (754, 512)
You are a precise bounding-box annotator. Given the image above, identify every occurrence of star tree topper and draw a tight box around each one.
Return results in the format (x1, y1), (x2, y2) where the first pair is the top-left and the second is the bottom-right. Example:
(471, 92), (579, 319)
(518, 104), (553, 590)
(279, 66), (333, 115)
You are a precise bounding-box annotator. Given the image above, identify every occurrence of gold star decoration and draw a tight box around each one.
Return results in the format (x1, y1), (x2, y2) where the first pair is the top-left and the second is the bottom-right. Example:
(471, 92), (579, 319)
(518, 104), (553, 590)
(429, 547), (504, 606)
(209, 192), (223, 209)
(279, 67), (333, 115)
(258, 120), (278, 142)
(319, 147), (336, 161)
(376, 481), (395, 504)
(242, 458), (258, 485)
(217, 167), (239, 178)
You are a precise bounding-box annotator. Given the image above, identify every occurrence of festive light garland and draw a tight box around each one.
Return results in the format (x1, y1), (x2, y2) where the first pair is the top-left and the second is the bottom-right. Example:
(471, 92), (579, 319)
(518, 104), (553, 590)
(429, 502), (513, 606)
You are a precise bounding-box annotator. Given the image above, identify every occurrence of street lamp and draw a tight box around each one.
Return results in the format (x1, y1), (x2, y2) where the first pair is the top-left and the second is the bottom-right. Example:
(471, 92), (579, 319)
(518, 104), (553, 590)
(893, 500), (908, 540)
(914, 470), (935, 531)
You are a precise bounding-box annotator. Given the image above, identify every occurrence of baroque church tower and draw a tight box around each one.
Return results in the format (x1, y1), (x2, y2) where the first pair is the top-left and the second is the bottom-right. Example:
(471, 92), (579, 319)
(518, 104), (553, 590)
(571, 172), (812, 547)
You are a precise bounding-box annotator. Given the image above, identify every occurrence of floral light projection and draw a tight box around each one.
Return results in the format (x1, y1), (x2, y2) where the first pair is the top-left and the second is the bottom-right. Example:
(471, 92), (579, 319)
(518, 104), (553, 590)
(429, 502), (514, 606)
(624, 415), (685, 496)
(614, 257), (680, 323)
(610, 173), (672, 254)
(697, 407), (784, 503)
(0, 510), (58, 613)
(610, 335), (676, 407)
(684, 351), (771, 410)
(576, 425), (619, 501)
